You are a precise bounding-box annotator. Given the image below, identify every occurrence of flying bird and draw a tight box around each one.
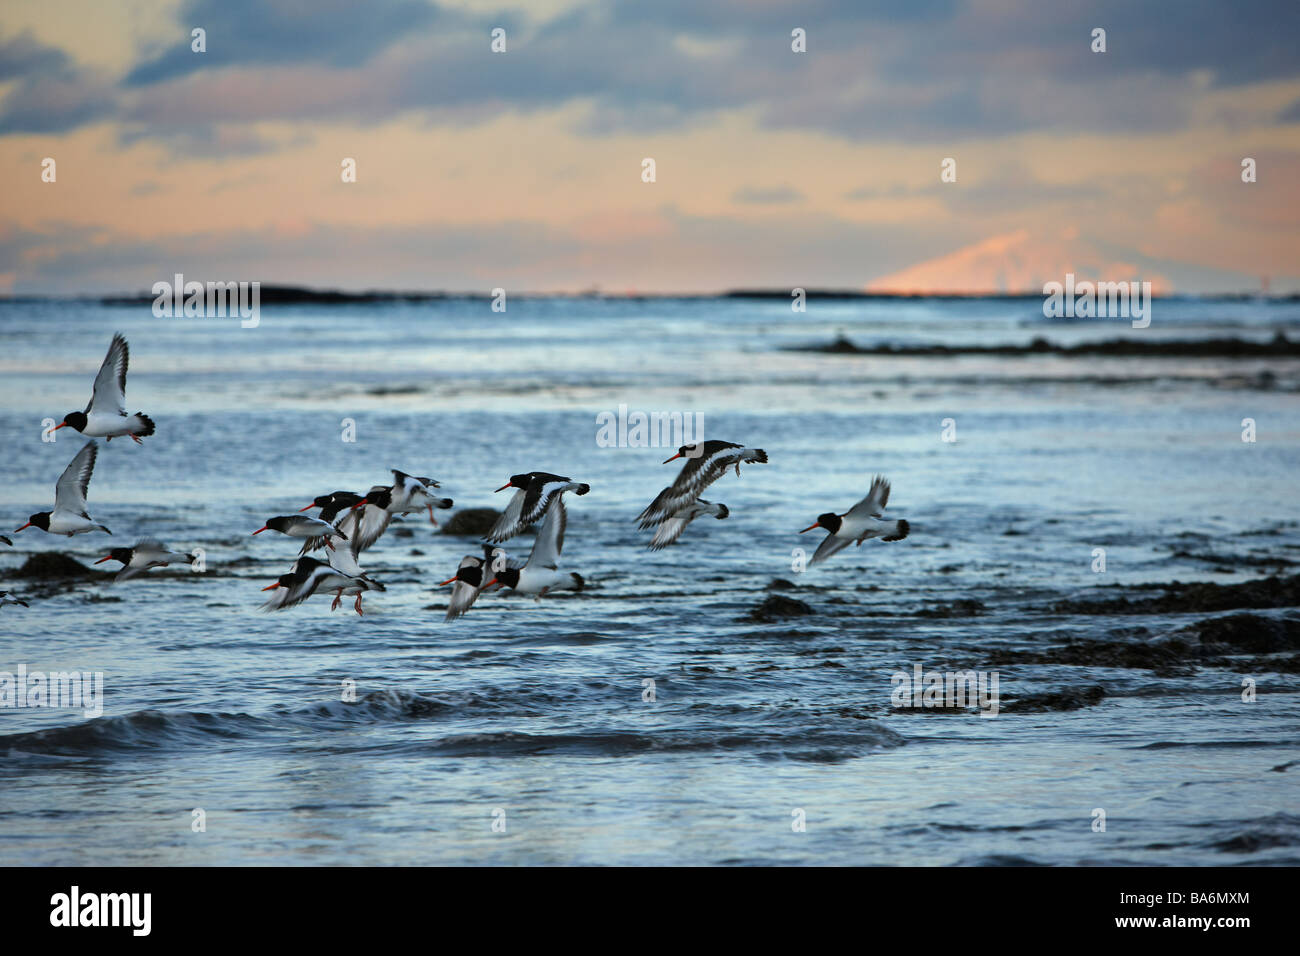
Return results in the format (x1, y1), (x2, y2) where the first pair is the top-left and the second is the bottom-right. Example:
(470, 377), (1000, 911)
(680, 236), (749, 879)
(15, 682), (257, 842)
(13, 442), (111, 537)
(647, 500), (729, 551)
(484, 499), (584, 598)
(636, 440), (766, 530)
(324, 543), (386, 615)
(52, 332), (155, 442)
(799, 475), (910, 565)
(0, 592), (29, 609)
(297, 491), (364, 555)
(94, 538), (196, 582)
(486, 472), (590, 543)
(260, 555), (378, 613)
(252, 514), (348, 549)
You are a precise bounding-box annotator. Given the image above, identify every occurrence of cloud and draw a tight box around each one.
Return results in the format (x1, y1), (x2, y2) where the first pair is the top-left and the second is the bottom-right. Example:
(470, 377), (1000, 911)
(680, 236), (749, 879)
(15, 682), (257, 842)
(0, 31), (115, 133)
(123, 0), (446, 85)
(731, 185), (804, 205)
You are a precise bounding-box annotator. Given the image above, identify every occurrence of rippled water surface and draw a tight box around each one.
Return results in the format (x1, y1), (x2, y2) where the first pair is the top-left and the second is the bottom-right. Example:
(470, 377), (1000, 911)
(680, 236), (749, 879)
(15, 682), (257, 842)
(1, 296), (1298, 865)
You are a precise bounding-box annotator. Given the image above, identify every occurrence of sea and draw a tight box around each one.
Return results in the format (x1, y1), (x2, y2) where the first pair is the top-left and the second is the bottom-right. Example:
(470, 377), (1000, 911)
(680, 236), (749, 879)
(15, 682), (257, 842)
(0, 293), (1297, 865)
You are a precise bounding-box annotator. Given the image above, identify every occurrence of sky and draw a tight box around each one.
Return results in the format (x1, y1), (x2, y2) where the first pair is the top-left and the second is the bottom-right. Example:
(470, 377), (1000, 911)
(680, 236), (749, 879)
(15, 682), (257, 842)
(1, 0), (1299, 295)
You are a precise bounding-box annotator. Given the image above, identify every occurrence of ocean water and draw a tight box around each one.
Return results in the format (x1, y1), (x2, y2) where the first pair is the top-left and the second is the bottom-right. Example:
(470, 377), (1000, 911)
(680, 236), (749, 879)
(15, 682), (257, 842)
(1, 295), (1298, 866)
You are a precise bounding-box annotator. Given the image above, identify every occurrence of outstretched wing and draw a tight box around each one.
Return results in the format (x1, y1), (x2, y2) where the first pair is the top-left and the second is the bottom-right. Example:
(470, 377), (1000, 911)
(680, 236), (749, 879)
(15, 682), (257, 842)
(809, 531), (852, 565)
(54, 441), (97, 514)
(648, 510), (694, 550)
(519, 475), (579, 528)
(349, 503), (392, 556)
(845, 475), (891, 521)
(485, 487), (529, 543)
(86, 332), (129, 416)
(526, 499), (567, 570)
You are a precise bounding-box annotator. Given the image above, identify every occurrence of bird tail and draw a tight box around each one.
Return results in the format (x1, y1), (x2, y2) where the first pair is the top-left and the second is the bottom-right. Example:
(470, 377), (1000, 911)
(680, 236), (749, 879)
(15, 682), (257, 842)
(434, 498), (453, 509)
(882, 519), (910, 542)
(574, 483), (591, 496)
(715, 503), (730, 519)
(131, 413), (156, 437)
(747, 449), (768, 464)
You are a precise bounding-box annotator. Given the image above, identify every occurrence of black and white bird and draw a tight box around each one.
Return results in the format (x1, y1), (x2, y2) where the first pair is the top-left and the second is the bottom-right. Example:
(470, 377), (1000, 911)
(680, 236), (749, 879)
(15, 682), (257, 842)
(438, 546), (524, 621)
(13, 441), (111, 537)
(297, 491), (364, 555)
(486, 472), (590, 543)
(52, 332), (155, 442)
(484, 499), (584, 598)
(647, 500), (729, 551)
(94, 538), (195, 582)
(260, 555), (378, 613)
(388, 470), (453, 525)
(799, 475), (910, 565)
(636, 440), (766, 531)
(252, 514), (348, 549)
(324, 543), (386, 615)
(0, 591), (29, 609)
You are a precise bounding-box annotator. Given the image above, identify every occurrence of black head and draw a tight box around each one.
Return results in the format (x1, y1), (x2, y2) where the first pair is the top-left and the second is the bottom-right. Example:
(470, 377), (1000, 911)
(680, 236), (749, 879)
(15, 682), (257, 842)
(95, 547), (134, 567)
(361, 487), (393, 509)
(801, 512), (841, 534)
(458, 564), (483, 588)
(265, 516), (295, 533)
(14, 512), (51, 533)
(263, 571), (297, 592)
(492, 567), (521, 589)
(56, 411), (88, 433)
(664, 443), (703, 463)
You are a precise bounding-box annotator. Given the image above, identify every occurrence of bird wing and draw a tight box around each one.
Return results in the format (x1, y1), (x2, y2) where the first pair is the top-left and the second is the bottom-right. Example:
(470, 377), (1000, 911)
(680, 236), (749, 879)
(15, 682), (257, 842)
(648, 510), (695, 550)
(327, 543), (364, 577)
(519, 476), (577, 527)
(845, 475), (891, 521)
(86, 332), (129, 416)
(526, 499), (567, 570)
(809, 531), (853, 565)
(301, 507), (357, 555)
(349, 503), (391, 555)
(54, 441), (97, 514)
(485, 487), (529, 543)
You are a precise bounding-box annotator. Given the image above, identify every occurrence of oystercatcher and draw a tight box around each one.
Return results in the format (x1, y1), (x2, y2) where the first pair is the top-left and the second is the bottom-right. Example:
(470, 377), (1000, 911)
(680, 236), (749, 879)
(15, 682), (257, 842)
(799, 475), (910, 565)
(12, 441), (112, 537)
(95, 538), (196, 582)
(486, 472), (589, 543)
(484, 499), (584, 598)
(637, 440), (766, 529)
(52, 332), (155, 442)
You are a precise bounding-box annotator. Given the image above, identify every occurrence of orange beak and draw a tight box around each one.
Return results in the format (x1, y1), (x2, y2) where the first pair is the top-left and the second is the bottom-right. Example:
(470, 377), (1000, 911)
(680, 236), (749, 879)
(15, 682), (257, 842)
(261, 582), (281, 591)
(94, 555), (113, 564)
(251, 526), (268, 535)
(799, 522), (821, 533)
(494, 482), (512, 492)
(662, 452), (682, 463)
(484, 577), (500, 589)
(297, 503), (316, 512)
(350, 500), (368, 511)
(437, 575), (457, 586)
(52, 422), (68, 431)
(12, 522), (30, 533)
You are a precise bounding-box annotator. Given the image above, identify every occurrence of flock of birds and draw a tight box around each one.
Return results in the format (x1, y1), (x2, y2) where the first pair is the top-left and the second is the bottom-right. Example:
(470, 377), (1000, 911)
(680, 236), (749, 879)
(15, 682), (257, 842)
(3, 332), (912, 619)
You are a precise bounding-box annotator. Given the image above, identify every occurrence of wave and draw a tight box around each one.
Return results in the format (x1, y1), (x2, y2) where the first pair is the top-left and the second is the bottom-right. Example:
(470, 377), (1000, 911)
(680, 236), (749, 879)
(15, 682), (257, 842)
(0, 689), (904, 763)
